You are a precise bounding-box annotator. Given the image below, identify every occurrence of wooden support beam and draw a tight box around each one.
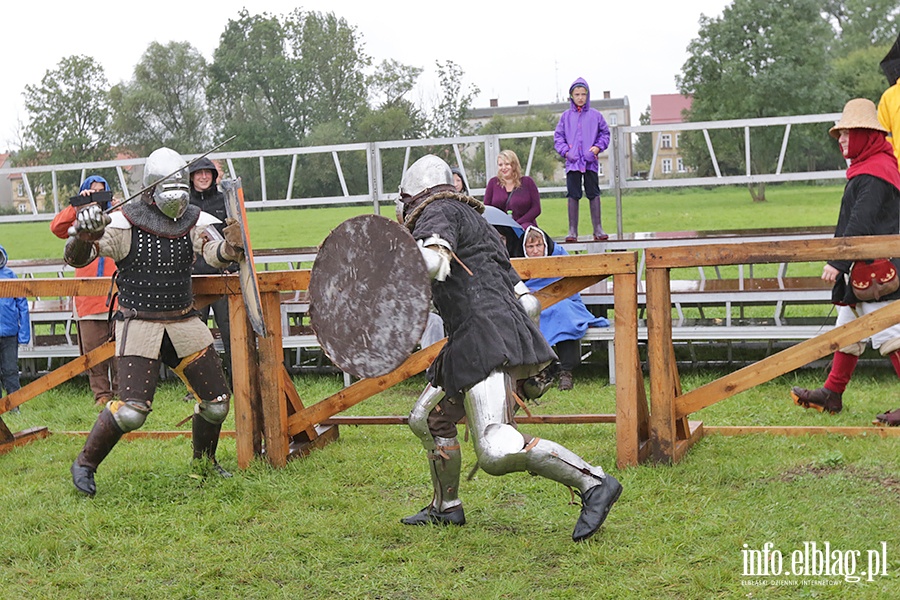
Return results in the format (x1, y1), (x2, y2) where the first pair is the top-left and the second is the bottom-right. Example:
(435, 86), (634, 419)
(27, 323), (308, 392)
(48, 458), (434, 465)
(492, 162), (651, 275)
(319, 414), (616, 426)
(674, 300), (900, 419)
(258, 291), (289, 467)
(1, 342), (114, 414)
(612, 271), (648, 468)
(229, 293), (263, 468)
(288, 342), (444, 436)
(645, 235), (900, 269)
(647, 267), (679, 463)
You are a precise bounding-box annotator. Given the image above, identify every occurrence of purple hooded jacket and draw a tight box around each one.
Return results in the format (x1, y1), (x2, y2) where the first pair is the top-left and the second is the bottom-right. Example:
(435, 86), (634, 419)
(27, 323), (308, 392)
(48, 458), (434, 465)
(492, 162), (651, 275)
(553, 77), (610, 173)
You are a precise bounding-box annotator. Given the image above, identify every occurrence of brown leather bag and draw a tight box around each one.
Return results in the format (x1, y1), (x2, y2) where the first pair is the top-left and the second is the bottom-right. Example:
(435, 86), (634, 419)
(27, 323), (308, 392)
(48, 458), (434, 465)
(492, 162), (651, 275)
(850, 259), (900, 301)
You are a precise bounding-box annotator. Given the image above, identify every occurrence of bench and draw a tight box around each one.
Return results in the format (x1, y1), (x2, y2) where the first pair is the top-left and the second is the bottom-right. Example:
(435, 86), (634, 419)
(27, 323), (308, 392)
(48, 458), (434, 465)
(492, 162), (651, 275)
(580, 275), (834, 326)
(582, 322), (835, 384)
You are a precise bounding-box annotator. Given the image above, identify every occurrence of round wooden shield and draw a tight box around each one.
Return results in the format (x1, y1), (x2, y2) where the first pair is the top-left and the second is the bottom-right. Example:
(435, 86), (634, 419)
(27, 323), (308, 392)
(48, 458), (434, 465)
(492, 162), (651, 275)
(309, 214), (432, 379)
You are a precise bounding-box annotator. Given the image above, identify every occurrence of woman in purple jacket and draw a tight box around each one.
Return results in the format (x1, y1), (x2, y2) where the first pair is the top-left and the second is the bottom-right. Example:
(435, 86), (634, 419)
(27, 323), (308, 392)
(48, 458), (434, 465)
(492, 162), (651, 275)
(483, 149), (541, 229)
(554, 77), (610, 241)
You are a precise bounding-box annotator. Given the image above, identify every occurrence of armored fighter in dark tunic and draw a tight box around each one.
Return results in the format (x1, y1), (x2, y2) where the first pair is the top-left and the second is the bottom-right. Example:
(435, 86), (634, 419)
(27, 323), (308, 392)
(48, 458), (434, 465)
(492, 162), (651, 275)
(65, 147), (244, 497)
(396, 155), (622, 542)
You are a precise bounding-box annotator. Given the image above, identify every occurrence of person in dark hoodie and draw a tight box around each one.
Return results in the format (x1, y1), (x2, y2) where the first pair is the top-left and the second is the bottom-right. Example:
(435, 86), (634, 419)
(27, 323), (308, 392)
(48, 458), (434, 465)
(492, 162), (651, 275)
(554, 77), (611, 242)
(188, 157), (235, 383)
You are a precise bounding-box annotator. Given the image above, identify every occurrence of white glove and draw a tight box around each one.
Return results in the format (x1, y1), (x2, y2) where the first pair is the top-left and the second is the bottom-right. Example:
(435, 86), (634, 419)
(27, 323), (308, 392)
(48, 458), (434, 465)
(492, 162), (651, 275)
(420, 245), (451, 281)
(513, 281), (541, 325)
(71, 204), (111, 237)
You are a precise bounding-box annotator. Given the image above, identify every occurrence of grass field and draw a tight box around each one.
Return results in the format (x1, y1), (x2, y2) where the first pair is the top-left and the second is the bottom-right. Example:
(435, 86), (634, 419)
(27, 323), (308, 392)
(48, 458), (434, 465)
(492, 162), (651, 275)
(3, 181), (900, 599)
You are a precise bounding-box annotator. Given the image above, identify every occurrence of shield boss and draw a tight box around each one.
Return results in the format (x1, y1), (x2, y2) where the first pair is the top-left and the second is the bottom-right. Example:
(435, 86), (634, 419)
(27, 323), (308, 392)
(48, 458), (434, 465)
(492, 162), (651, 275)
(309, 214), (432, 379)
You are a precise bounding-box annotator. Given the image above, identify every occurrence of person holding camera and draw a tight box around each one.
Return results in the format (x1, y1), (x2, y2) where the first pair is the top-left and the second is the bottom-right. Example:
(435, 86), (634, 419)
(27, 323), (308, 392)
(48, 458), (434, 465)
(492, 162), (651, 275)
(50, 175), (119, 406)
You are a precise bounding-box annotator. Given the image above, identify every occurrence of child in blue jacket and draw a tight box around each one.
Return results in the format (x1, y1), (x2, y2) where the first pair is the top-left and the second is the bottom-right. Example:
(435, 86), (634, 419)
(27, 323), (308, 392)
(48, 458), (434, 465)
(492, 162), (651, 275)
(0, 244), (30, 408)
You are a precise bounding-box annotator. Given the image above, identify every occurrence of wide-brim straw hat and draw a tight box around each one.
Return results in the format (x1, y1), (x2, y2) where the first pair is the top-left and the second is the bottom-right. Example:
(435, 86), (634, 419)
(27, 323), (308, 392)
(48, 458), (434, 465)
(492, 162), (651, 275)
(829, 98), (888, 138)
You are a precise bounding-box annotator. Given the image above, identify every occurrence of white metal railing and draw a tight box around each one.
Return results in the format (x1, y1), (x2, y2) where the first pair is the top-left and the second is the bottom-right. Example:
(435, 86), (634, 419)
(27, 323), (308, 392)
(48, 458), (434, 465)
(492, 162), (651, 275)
(0, 112), (846, 231)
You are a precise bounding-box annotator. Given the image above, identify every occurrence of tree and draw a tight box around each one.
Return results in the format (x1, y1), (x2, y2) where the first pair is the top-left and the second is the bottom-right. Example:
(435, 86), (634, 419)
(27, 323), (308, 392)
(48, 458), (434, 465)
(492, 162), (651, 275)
(207, 10), (299, 153)
(109, 41), (211, 156)
(427, 60), (480, 138)
(677, 0), (840, 202)
(632, 106), (653, 172)
(831, 45), (893, 105)
(207, 8), (371, 199)
(367, 59), (423, 110)
(473, 112), (560, 186)
(20, 55), (113, 167)
(823, 0), (900, 53)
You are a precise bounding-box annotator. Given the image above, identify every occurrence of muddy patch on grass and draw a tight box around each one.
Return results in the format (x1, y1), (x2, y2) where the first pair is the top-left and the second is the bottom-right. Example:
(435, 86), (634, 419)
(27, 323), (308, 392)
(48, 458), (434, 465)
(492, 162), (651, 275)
(774, 464), (900, 494)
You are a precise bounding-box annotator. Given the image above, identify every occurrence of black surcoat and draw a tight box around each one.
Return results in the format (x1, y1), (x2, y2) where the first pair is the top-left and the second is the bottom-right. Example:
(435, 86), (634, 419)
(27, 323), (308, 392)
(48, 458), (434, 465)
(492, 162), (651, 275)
(410, 196), (556, 395)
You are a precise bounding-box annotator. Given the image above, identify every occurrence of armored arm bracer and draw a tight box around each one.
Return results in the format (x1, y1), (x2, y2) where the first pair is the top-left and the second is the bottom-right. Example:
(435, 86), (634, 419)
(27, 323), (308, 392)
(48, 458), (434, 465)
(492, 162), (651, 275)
(64, 236), (98, 268)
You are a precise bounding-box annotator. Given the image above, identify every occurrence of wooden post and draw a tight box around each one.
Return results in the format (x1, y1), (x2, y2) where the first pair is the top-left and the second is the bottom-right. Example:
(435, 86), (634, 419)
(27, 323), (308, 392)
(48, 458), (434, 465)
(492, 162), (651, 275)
(613, 270), (648, 467)
(647, 266), (678, 463)
(229, 293), (263, 468)
(258, 291), (289, 467)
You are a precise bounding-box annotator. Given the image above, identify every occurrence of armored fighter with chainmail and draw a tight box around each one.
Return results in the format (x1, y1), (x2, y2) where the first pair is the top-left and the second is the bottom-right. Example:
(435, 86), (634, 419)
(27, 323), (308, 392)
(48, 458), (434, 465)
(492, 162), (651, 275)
(65, 147), (244, 497)
(397, 155), (622, 542)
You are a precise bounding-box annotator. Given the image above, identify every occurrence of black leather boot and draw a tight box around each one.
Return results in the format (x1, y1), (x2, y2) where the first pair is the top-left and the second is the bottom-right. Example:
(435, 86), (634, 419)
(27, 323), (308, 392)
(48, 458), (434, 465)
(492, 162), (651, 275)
(192, 415), (232, 477)
(71, 409), (124, 497)
(572, 475), (622, 542)
(401, 505), (466, 526)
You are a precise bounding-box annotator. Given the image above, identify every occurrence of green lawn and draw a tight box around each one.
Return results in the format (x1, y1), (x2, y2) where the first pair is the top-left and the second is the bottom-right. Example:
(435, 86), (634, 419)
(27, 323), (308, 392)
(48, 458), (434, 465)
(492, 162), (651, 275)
(4, 181), (899, 599)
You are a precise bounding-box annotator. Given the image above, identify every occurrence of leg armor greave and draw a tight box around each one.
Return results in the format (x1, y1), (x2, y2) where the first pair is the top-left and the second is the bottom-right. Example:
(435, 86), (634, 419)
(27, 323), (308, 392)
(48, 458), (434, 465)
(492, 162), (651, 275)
(428, 436), (462, 512)
(408, 383), (445, 449)
(523, 438), (606, 493)
(111, 355), (161, 432)
(175, 347), (231, 425)
(75, 408), (125, 471)
(464, 371), (529, 476)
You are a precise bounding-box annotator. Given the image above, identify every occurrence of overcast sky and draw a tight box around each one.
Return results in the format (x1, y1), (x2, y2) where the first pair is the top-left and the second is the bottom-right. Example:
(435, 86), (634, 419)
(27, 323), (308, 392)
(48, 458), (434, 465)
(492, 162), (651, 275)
(1, 0), (731, 151)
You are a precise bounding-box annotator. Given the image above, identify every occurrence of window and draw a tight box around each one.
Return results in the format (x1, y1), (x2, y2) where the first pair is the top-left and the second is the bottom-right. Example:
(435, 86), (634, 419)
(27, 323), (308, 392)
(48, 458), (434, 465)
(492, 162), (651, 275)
(662, 159), (672, 174)
(677, 157), (686, 173)
(675, 133), (681, 148)
(660, 134), (672, 149)
(16, 183), (24, 197)
(17, 202), (28, 213)
(598, 162), (604, 176)
(609, 113), (618, 126)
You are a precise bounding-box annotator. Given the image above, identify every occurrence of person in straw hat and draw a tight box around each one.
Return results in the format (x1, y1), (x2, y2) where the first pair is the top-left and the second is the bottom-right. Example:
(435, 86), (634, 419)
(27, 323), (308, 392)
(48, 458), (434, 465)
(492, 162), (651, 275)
(790, 98), (900, 425)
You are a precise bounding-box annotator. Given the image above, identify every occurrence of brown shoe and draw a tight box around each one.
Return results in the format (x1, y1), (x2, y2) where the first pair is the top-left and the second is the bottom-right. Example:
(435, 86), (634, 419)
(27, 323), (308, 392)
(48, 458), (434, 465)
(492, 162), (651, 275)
(558, 370), (574, 391)
(874, 408), (900, 426)
(790, 386), (842, 414)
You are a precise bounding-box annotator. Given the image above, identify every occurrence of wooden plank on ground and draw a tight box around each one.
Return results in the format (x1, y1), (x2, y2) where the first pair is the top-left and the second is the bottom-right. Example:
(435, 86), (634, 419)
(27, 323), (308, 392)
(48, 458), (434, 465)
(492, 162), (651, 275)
(0, 426), (50, 455)
(705, 426), (900, 437)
